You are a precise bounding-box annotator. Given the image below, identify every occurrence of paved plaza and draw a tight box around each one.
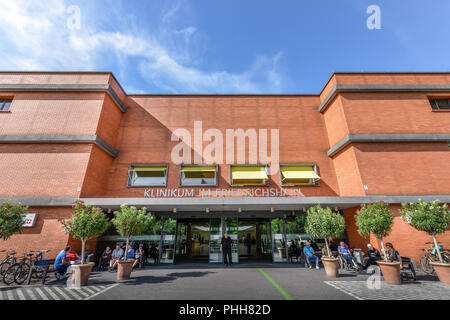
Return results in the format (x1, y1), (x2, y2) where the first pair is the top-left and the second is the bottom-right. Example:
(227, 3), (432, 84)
(0, 263), (449, 300)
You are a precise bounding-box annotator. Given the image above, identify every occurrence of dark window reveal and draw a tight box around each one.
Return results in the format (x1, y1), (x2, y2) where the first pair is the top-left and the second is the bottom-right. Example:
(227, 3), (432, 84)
(429, 99), (450, 110)
(0, 99), (12, 111)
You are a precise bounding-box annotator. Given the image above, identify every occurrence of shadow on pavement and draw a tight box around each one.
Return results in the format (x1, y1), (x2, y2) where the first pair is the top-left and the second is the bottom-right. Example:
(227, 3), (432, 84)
(166, 271), (215, 278)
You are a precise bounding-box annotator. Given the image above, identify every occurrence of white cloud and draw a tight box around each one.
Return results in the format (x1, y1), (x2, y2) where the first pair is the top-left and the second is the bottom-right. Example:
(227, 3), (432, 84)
(0, 0), (287, 93)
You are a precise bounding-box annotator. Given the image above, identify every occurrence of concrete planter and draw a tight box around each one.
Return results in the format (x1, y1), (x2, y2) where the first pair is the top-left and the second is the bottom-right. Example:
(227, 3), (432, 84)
(377, 261), (401, 285)
(321, 257), (339, 278)
(430, 262), (450, 286)
(70, 262), (94, 287)
(117, 260), (134, 280)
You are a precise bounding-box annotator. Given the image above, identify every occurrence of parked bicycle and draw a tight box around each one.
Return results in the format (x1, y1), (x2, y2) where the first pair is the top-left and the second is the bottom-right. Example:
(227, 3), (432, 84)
(0, 250), (17, 276)
(418, 242), (447, 275)
(2, 250), (49, 285)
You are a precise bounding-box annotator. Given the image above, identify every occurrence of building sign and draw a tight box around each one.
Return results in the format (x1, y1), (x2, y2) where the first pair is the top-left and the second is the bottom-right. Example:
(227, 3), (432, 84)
(144, 188), (303, 198)
(22, 213), (37, 227)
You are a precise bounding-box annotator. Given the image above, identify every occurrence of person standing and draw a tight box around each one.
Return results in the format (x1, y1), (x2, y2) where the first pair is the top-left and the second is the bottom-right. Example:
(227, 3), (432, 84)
(220, 232), (232, 266)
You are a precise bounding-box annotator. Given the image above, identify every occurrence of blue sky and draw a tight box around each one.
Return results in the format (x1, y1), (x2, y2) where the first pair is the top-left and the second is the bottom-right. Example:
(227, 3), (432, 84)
(0, 0), (449, 94)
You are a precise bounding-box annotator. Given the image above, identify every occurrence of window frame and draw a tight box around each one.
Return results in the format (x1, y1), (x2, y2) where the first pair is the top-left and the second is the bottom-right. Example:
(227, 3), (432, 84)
(429, 98), (450, 111)
(127, 163), (169, 188)
(230, 164), (269, 187)
(0, 98), (13, 112)
(178, 164), (219, 187)
(279, 163), (320, 187)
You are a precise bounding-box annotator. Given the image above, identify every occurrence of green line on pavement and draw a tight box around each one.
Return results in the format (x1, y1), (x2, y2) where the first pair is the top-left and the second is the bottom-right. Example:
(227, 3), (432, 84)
(257, 268), (293, 300)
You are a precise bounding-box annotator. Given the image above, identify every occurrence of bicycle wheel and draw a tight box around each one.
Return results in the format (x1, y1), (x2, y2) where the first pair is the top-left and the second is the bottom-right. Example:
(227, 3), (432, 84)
(14, 263), (30, 285)
(0, 262), (10, 276)
(3, 264), (19, 285)
(418, 256), (433, 275)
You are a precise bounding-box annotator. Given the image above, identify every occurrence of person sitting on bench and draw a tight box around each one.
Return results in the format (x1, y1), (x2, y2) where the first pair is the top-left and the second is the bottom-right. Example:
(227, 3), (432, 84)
(363, 244), (381, 270)
(303, 242), (319, 269)
(54, 246), (71, 280)
(109, 244), (124, 272)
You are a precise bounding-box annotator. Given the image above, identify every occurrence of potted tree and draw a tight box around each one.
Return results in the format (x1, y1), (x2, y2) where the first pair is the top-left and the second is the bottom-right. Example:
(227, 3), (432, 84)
(112, 204), (150, 280)
(400, 199), (450, 285)
(0, 201), (27, 241)
(355, 202), (398, 284)
(305, 205), (346, 278)
(61, 200), (110, 287)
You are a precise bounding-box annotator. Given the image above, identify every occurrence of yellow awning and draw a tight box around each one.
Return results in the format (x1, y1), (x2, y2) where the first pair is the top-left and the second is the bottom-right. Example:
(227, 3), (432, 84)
(231, 166), (268, 180)
(280, 165), (320, 180)
(182, 165), (217, 172)
(132, 166), (167, 172)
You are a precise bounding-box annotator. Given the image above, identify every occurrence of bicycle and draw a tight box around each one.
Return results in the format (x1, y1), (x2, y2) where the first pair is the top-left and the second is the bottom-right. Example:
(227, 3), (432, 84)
(0, 250), (17, 276)
(418, 248), (437, 275)
(3, 250), (48, 285)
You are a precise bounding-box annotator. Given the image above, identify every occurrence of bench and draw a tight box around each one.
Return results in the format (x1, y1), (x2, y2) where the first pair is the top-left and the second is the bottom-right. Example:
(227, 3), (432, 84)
(26, 259), (56, 285)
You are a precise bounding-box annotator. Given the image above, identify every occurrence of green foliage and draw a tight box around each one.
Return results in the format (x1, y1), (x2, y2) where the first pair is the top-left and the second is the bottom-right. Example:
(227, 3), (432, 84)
(144, 216), (163, 235)
(112, 204), (151, 239)
(61, 201), (110, 241)
(0, 202), (28, 241)
(286, 214), (307, 234)
(163, 218), (177, 234)
(305, 205), (346, 239)
(271, 218), (284, 234)
(400, 199), (449, 236)
(355, 202), (394, 240)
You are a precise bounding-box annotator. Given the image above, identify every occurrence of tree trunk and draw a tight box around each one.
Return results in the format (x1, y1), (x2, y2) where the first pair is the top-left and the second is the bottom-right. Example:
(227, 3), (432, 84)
(125, 237), (130, 261)
(379, 238), (388, 262)
(81, 239), (86, 264)
(432, 235), (444, 263)
(324, 238), (331, 257)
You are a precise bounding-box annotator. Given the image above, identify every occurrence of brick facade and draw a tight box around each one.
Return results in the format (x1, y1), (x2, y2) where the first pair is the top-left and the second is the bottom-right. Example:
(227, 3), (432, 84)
(0, 71), (449, 262)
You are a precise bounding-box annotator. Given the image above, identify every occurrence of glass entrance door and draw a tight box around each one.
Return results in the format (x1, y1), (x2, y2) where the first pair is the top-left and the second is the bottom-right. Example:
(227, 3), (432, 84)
(271, 218), (288, 262)
(160, 218), (176, 264)
(238, 219), (272, 261)
(209, 218), (222, 263)
(224, 217), (239, 264)
(174, 220), (210, 262)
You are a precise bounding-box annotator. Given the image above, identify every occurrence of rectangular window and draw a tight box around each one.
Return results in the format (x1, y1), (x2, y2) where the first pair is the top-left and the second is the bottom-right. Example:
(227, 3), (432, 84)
(231, 165), (268, 186)
(0, 99), (12, 111)
(180, 165), (218, 186)
(280, 164), (320, 186)
(429, 99), (450, 110)
(128, 165), (168, 187)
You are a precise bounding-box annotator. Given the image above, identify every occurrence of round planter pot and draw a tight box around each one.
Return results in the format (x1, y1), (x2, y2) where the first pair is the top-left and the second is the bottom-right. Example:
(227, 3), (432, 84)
(430, 262), (450, 286)
(117, 260), (134, 280)
(321, 257), (340, 278)
(70, 262), (94, 287)
(377, 261), (401, 285)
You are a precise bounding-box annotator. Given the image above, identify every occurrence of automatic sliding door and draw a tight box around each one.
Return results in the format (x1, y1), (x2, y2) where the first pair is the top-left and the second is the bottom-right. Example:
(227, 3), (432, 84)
(209, 218), (222, 263)
(225, 217), (239, 264)
(160, 218), (176, 264)
(271, 218), (288, 262)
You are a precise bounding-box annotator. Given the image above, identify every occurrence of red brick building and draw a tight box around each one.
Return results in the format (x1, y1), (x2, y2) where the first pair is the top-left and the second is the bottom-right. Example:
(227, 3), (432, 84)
(0, 71), (449, 264)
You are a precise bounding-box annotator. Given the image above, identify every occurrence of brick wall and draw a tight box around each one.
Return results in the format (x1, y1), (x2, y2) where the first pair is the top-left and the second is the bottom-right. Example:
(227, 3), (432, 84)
(344, 205), (450, 264)
(0, 207), (73, 259)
